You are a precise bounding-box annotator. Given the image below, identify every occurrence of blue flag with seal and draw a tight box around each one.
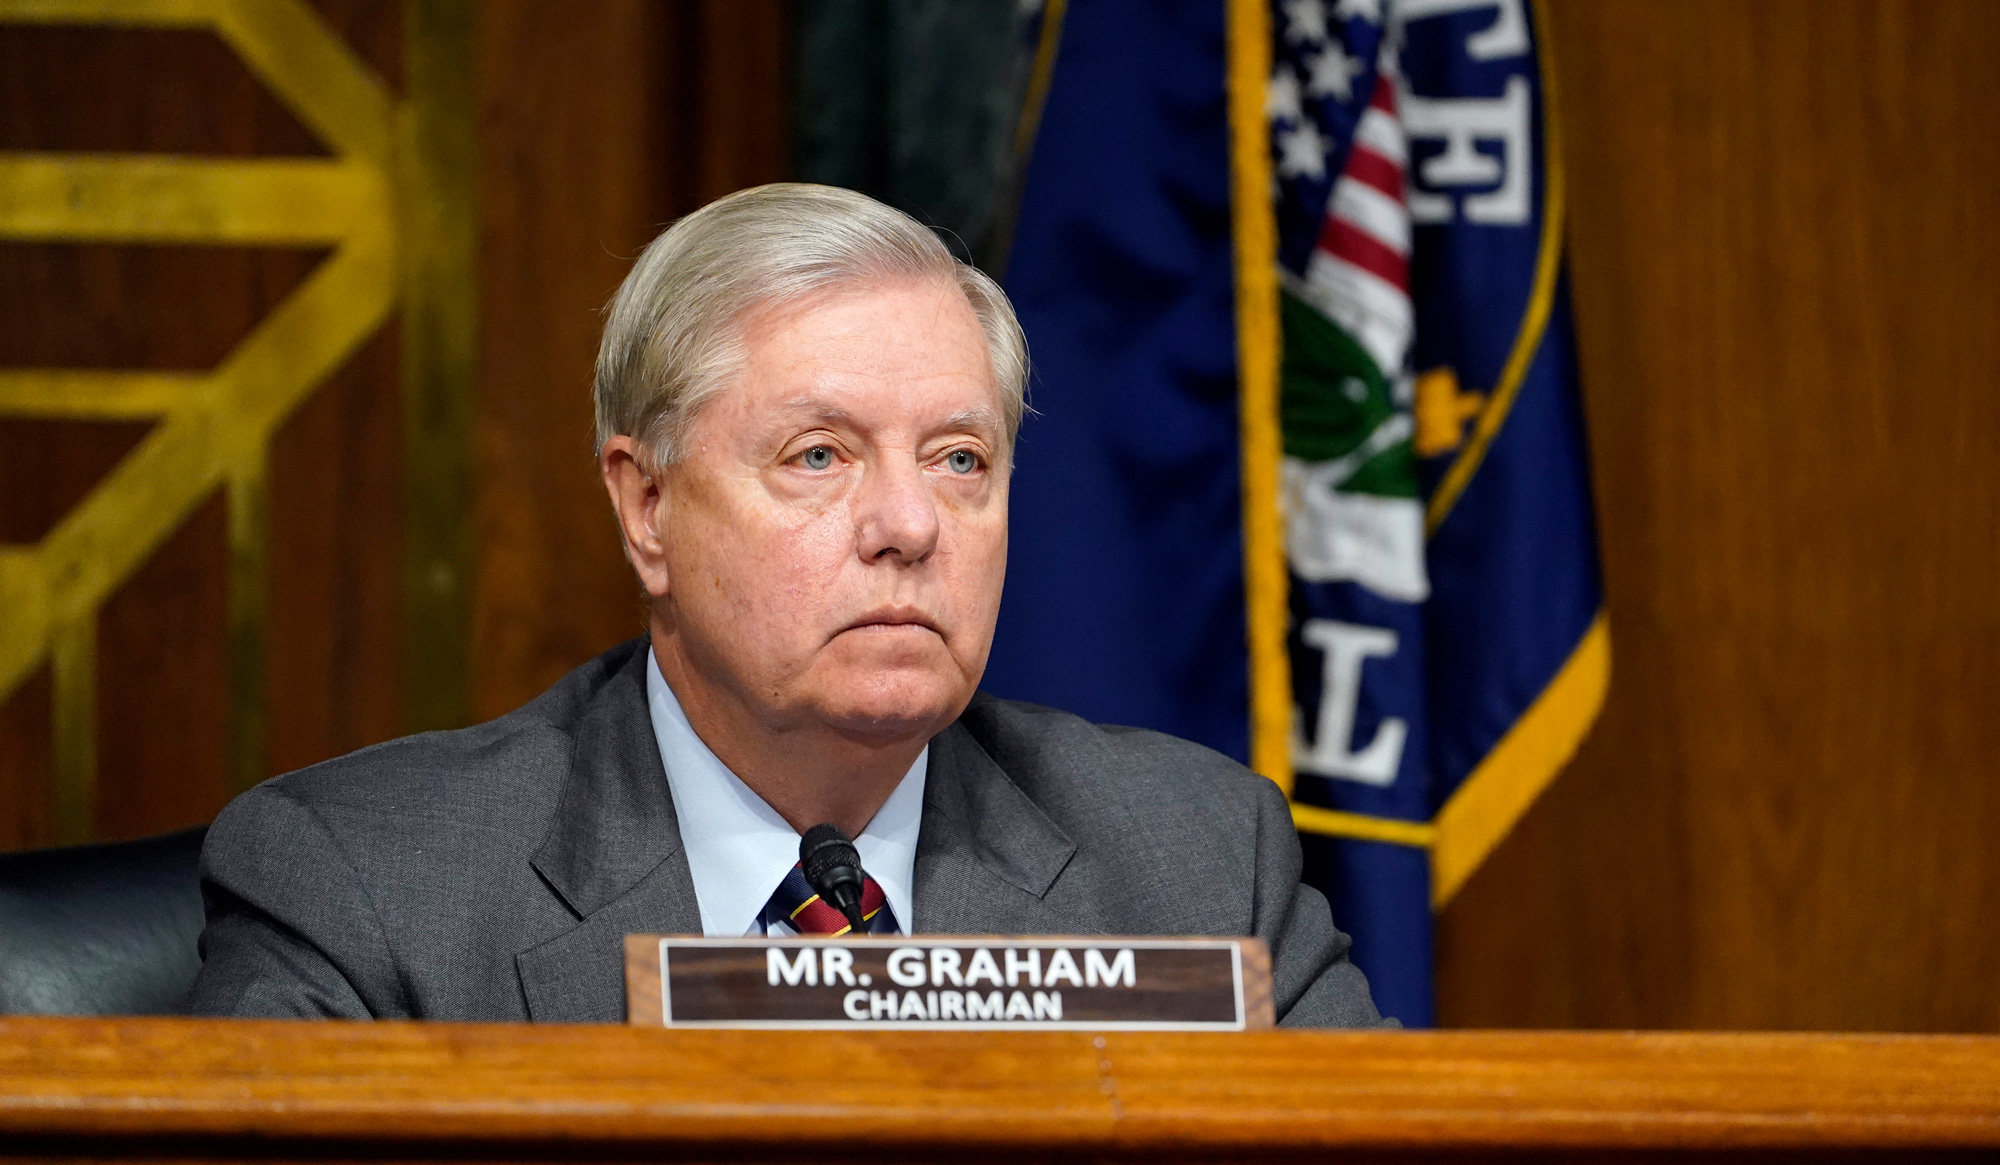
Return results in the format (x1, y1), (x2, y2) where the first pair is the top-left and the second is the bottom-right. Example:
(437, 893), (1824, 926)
(985, 0), (1606, 1028)
(987, 0), (1253, 760)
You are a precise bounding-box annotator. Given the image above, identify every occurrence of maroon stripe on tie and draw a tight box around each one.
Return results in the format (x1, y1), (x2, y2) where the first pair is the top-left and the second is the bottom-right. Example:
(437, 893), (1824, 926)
(791, 896), (852, 935)
(787, 874), (890, 936)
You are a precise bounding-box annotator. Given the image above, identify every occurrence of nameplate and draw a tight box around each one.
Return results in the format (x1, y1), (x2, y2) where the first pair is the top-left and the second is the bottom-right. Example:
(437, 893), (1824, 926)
(624, 935), (1273, 1030)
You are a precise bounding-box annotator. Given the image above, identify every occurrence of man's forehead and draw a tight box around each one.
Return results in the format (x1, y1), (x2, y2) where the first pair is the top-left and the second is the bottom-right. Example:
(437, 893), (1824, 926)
(771, 394), (1003, 435)
(718, 280), (1007, 438)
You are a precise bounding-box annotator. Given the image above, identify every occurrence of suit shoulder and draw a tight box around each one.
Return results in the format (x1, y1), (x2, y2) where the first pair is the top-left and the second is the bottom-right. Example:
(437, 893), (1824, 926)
(238, 638), (646, 828)
(957, 692), (1279, 808)
(256, 712), (569, 819)
(949, 695), (1296, 922)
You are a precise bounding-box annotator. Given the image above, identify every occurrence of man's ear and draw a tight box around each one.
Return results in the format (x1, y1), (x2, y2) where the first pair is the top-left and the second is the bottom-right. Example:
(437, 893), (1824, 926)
(600, 435), (671, 598)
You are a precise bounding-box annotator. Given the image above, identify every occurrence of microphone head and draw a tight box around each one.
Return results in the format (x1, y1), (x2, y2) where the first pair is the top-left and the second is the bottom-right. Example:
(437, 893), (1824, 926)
(799, 823), (862, 886)
(799, 823), (869, 934)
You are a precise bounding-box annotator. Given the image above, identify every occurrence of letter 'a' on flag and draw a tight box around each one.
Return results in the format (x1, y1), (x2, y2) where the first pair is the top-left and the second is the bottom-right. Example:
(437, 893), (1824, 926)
(988, 0), (1605, 1028)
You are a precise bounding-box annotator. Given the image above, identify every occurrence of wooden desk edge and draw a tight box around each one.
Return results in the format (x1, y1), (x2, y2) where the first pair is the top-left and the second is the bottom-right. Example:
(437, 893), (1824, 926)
(0, 1019), (1996, 1153)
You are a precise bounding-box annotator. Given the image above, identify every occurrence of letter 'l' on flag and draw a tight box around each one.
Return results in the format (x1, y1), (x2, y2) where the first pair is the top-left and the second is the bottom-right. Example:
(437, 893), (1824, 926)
(985, 0), (1606, 1027)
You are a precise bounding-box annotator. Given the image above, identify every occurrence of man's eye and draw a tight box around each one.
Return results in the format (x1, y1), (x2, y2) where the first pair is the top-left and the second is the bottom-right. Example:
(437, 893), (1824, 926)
(800, 446), (834, 470)
(944, 449), (980, 474)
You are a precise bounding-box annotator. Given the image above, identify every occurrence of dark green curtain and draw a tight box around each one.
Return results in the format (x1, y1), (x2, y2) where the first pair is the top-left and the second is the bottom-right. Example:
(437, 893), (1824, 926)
(793, 0), (1040, 271)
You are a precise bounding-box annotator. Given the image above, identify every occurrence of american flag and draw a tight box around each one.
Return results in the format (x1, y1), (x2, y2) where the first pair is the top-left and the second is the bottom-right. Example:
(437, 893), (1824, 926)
(1268, 0), (1412, 384)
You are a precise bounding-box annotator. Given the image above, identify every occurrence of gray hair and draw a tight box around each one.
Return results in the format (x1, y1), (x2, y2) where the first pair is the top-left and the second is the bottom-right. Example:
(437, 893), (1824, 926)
(593, 183), (1028, 467)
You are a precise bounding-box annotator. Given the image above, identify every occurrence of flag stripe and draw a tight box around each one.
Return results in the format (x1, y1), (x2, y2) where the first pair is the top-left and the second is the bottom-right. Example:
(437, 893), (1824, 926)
(1368, 74), (1395, 114)
(1353, 107), (1406, 167)
(1343, 146), (1404, 201)
(1318, 217), (1409, 289)
(1330, 176), (1410, 255)
(1295, 253), (1415, 338)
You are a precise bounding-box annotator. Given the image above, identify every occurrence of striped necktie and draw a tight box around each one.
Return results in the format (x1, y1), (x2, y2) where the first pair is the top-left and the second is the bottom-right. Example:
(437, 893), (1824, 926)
(760, 861), (899, 936)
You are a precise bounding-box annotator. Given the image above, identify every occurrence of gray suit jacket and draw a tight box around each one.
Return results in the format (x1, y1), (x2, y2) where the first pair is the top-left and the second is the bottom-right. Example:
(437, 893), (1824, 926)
(184, 639), (1386, 1026)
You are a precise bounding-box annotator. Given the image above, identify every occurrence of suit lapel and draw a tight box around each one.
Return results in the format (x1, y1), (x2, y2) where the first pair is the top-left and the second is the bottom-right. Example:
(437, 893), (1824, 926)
(914, 717), (1081, 935)
(517, 642), (702, 1022)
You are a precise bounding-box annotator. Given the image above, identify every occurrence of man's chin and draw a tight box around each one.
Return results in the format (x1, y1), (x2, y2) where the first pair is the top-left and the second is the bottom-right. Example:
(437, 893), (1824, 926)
(806, 668), (969, 746)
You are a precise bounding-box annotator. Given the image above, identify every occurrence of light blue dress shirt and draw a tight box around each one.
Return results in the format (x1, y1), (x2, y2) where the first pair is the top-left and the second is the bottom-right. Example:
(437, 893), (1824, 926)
(645, 648), (925, 937)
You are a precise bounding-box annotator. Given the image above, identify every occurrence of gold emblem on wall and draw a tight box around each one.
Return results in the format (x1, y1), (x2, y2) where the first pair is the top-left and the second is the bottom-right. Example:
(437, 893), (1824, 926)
(0, 0), (473, 843)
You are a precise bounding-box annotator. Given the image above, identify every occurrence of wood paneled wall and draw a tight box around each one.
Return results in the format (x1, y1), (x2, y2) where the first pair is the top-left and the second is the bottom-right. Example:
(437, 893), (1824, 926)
(4, 0), (1995, 1034)
(1434, 0), (2000, 1032)
(0, 1), (788, 847)
(471, 0), (789, 720)
(0, 6), (404, 848)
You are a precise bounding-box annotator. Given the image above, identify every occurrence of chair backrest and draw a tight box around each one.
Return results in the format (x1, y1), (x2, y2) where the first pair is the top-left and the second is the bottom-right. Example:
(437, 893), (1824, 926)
(0, 826), (208, 1015)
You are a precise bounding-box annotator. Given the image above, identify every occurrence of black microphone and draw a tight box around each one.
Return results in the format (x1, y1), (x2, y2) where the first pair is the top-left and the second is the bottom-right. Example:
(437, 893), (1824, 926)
(799, 823), (871, 936)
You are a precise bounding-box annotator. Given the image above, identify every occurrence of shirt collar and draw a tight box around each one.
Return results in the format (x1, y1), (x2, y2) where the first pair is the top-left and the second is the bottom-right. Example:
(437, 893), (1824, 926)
(645, 647), (925, 936)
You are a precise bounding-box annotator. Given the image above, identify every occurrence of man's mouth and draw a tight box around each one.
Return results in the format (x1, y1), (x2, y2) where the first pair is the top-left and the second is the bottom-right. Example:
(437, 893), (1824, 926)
(838, 606), (943, 637)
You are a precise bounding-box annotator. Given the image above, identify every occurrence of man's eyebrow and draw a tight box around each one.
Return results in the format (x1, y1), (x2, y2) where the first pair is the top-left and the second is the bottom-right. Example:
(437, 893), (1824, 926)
(776, 399), (1002, 436)
(939, 407), (1003, 435)
(778, 397), (853, 423)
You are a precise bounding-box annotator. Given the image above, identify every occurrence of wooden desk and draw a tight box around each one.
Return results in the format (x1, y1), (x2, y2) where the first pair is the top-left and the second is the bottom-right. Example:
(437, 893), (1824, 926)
(1, 1017), (1995, 1161)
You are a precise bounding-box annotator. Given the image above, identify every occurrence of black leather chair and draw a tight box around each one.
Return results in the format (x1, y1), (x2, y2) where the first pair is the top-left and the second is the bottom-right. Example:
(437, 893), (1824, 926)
(0, 827), (208, 1015)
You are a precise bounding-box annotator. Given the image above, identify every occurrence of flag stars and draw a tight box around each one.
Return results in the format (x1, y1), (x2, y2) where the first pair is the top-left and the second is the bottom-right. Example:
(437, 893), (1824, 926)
(1266, 66), (1304, 123)
(1305, 47), (1361, 101)
(1276, 120), (1328, 180)
(1281, 0), (1329, 44)
(1335, 0), (1383, 23)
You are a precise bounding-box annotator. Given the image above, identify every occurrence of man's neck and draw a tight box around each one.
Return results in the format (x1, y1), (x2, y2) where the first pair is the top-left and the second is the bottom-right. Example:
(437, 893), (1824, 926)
(648, 639), (927, 838)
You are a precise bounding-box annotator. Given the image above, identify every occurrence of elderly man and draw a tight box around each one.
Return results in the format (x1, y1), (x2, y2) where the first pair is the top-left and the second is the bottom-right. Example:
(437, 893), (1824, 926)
(184, 185), (1385, 1027)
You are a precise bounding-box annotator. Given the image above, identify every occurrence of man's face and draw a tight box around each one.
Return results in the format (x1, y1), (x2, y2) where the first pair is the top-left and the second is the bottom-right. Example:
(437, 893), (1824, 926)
(653, 277), (1009, 745)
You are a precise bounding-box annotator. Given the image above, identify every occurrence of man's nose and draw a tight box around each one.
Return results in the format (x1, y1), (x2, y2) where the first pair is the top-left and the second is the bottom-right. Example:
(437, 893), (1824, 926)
(855, 455), (941, 564)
